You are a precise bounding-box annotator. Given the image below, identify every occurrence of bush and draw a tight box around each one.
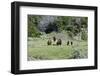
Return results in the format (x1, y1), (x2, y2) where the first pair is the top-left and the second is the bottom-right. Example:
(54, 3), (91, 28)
(81, 31), (87, 40)
(67, 31), (74, 38)
(69, 50), (80, 59)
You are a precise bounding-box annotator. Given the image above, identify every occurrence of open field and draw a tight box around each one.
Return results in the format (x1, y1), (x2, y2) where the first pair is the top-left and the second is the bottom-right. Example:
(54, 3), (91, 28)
(28, 35), (88, 61)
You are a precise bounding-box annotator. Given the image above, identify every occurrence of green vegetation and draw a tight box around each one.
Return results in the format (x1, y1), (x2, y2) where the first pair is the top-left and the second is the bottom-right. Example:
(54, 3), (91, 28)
(27, 15), (88, 60)
(28, 15), (88, 40)
(28, 15), (42, 37)
(28, 37), (88, 60)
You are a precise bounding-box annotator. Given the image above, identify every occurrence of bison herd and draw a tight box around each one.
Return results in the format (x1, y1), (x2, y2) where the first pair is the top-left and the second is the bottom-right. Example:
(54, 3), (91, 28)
(47, 36), (73, 46)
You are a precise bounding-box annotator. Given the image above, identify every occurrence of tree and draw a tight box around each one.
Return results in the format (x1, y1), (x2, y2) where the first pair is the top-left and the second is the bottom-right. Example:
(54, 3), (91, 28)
(28, 15), (41, 37)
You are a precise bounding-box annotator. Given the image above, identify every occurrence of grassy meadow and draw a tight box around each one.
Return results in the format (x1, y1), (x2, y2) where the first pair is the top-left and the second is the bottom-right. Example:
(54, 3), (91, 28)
(28, 33), (88, 61)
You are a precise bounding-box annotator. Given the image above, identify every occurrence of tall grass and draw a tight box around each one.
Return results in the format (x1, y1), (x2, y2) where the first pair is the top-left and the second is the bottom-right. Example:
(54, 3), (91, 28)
(28, 36), (88, 61)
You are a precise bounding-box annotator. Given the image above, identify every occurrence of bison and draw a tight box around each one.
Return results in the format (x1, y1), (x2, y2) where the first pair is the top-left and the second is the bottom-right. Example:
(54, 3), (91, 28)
(67, 41), (69, 45)
(67, 41), (73, 46)
(47, 39), (52, 45)
(53, 36), (56, 42)
(71, 41), (73, 45)
(56, 39), (62, 45)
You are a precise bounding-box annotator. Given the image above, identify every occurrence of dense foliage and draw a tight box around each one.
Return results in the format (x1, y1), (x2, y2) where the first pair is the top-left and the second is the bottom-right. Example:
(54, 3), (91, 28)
(28, 15), (41, 37)
(28, 15), (88, 40)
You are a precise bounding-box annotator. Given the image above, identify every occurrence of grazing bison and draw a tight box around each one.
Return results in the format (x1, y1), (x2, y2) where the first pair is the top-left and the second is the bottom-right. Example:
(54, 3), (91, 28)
(56, 39), (62, 45)
(47, 39), (52, 45)
(52, 36), (57, 45)
(67, 41), (69, 45)
(71, 41), (73, 45)
(67, 41), (73, 46)
(53, 36), (56, 42)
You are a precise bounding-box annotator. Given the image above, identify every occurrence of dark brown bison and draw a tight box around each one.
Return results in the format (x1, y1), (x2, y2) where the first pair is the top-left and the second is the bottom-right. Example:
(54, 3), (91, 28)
(71, 41), (73, 45)
(67, 41), (69, 45)
(47, 39), (52, 45)
(56, 39), (62, 45)
(67, 41), (73, 46)
(53, 36), (56, 42)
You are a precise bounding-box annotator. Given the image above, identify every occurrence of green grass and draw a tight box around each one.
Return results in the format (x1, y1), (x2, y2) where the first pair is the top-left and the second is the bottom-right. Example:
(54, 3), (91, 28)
(28, 36), (88, 61)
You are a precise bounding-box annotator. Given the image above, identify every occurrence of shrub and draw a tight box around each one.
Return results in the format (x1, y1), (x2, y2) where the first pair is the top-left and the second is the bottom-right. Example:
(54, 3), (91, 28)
(81, 31), (87, 40)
